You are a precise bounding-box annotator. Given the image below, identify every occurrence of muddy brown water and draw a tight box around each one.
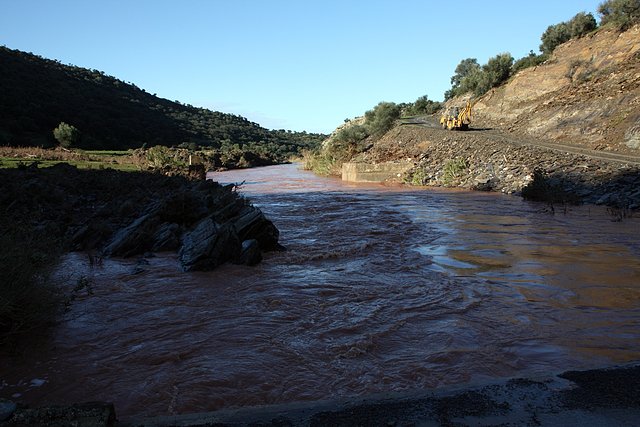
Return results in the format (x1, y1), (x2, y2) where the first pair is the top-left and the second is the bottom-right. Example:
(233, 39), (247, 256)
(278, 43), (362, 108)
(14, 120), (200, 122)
(2, 163), (639, 418)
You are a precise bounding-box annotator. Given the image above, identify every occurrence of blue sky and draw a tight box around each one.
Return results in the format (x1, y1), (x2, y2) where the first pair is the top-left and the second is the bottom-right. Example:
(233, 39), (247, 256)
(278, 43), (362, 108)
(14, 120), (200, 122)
(1, 1), (603, 133)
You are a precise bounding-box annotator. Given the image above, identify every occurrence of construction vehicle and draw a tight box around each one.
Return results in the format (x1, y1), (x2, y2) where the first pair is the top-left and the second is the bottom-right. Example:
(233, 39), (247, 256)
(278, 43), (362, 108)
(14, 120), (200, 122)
(440, 100), (474, 130)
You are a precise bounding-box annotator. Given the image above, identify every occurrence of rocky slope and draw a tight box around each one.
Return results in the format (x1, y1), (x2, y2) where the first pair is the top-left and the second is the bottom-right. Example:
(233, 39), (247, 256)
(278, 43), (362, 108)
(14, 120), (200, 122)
(343, 25), (640, 210)
(458, 25), (640, 152)
(360, 121), (640, 210)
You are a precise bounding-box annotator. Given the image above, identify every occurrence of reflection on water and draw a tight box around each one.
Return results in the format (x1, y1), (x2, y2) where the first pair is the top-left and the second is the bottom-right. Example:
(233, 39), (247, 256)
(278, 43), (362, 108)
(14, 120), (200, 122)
(1, 163), (639, 418)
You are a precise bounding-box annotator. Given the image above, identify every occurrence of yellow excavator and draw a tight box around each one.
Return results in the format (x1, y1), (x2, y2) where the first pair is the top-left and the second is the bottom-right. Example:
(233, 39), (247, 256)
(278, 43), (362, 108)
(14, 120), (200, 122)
(440, 100), (474, 130)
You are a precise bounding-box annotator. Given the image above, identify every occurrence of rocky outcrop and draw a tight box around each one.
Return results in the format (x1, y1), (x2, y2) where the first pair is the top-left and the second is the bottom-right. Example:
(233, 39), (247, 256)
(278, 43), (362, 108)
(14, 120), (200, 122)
(98, 181), (280, 271)
(450, 25), (640, 153)
(0, 165), (279, 272)
(359, 123), (640, 210)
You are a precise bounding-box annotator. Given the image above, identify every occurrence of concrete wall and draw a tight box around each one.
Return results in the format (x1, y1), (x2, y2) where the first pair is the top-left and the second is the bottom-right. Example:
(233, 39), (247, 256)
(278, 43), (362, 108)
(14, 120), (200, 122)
(342, 161), (413, 183)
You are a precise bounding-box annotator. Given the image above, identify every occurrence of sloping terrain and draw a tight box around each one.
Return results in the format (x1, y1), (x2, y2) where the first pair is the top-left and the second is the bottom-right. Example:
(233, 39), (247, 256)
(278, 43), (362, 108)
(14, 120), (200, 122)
(464, 25), (640, 152)
(340, 25), (640, 209)
(0, 47), (324, 152)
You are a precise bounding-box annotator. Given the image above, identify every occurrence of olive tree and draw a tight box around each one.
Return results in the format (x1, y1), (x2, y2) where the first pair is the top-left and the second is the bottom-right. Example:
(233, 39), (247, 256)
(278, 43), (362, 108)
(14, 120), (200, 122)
(53, 122), (80, 148)
(540, 22), (571, 54)
(599, 0), (640, 30)
(364, 102), (401, 137)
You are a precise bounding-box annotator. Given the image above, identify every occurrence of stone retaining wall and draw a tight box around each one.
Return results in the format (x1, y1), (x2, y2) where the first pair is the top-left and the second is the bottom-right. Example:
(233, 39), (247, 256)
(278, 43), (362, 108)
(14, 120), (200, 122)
(342, 161), (413, 183)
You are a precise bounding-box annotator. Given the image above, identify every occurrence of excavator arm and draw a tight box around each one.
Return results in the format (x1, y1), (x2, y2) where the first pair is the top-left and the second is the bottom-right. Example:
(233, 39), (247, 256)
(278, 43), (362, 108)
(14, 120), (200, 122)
(440, 99), (475, 131)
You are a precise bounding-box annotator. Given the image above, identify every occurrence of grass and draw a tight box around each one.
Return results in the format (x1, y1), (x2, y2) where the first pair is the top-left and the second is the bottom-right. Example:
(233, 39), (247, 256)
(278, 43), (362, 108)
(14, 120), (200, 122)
(79, 150), (130, 156)
(0, 146), (140, 171)
(0, 157), (139, 171)
(442, 157), (469, 185)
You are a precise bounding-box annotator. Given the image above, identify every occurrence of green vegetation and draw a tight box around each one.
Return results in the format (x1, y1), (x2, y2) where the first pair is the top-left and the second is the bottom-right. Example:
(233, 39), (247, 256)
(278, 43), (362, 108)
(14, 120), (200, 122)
(0, 46), (325, 163)
(0, 146), (139, 171)
(540, 12), (597, 55)
(53, 121), (81, 148)
(304, 102), (401, 175)
(599, 0), (640, 30)
(512, 51), (548, 74)
(406, 168), (430, 186)
(446, 53), (514, 99)
(442, 157), (469, 185)
(401, 95), (442, 116)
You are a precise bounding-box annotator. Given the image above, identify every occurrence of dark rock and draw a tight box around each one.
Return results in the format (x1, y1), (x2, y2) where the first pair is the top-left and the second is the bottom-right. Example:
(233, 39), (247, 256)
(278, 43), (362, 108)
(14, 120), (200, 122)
(231, 205), (280, 250)
(179, 218), (241, 271)
(131, 266), (146, 275)
(151, 222), (182, 252)
(235, 239), (263, 266)
(102, 212), (161, 257)
(0, 399), (17, 422)
(156, 192), (209, 225)
(5, 402), (115, 427)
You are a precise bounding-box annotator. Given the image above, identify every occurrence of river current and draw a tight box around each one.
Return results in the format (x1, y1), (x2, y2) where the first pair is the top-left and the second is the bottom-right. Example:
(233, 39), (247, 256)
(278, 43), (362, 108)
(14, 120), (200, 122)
(2, 163), (639, 418)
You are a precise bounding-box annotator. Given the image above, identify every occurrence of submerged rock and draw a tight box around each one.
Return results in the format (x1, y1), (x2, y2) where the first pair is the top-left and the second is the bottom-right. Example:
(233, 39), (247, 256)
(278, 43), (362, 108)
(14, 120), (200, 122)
(236, 239), (263, 266)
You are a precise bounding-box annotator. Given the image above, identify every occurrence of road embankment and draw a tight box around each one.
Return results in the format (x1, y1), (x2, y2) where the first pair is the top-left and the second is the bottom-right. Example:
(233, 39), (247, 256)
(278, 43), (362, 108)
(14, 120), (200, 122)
(359, 121), (640, 210)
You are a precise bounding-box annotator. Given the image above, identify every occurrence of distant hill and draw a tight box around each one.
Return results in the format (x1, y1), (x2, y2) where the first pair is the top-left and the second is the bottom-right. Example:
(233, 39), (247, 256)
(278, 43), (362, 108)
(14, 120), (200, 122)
(0, 46), (325, 155)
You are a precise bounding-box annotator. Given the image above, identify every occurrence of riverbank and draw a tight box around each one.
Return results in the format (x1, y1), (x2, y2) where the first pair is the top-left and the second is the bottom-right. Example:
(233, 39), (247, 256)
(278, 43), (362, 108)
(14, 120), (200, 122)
(2, 363), (639, 426)
(356, 121), (640, 210)
(0, 164), (278, 345)
(3, 164), (639, 422)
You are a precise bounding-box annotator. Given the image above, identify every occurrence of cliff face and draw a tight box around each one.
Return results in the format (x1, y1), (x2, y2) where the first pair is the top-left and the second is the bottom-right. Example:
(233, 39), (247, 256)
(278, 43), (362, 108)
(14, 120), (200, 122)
(460, 25), (640, 152)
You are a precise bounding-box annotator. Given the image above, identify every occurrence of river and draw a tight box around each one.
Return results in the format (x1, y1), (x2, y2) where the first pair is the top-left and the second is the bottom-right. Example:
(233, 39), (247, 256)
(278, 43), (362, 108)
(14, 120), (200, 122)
(2, 163), (639, 418)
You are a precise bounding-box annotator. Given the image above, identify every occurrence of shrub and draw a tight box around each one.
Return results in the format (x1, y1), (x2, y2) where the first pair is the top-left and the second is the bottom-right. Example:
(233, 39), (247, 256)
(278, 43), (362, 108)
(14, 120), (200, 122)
(53, 122), (80, 148)
(442, 157), (468, 185)
(540, 12), (598, 55)
(474, 53), (514, 96)
(446, 53), (513, 98)
(406, 167), (430, 186)
(599, 0), (640, 30)
(145, 145), (185, 169)
(569, 12), (598, 37)
(446, 58), (481, 99)
(513, 51), (548, 74)
(364, 102), (401, 137)
(450, 58), (481, 88)
(540, 22), (571, 54)
(404, 95), (442, 116)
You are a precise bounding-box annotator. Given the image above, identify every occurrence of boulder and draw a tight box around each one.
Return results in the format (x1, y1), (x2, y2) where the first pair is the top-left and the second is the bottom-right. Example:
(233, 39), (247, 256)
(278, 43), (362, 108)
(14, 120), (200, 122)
(151, 222), (182, 252)
(179, 217), (240, 271)
(102, 212), (161, 257)
(230, 205), (280, 250)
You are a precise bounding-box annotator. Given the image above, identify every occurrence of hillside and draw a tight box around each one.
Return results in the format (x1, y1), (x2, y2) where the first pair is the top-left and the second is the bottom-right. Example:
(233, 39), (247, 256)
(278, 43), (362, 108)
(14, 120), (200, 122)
(0, 46), (324, 154)
(454, 25), (640, 153)
(315, 24), (640, 209)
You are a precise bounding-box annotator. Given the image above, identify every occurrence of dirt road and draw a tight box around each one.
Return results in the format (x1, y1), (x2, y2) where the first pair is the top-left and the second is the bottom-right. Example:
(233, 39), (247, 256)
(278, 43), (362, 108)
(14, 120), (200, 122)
(402, 116), (640, 166)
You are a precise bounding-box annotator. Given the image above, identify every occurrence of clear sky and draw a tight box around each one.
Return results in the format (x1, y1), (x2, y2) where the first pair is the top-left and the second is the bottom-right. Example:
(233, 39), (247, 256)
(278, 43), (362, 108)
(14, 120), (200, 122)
(1, 0), (604, 133)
